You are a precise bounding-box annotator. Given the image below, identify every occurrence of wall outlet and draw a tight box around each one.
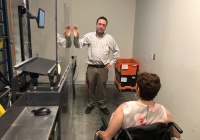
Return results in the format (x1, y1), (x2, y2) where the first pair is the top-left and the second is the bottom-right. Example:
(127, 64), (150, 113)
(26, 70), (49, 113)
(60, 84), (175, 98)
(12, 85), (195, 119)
(151, 53), (155, 60)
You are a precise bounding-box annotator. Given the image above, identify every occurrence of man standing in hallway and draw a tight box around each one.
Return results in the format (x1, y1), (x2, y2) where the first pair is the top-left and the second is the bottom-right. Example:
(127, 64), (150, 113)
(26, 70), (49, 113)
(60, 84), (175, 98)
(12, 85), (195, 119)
(72, 16), (120, 115)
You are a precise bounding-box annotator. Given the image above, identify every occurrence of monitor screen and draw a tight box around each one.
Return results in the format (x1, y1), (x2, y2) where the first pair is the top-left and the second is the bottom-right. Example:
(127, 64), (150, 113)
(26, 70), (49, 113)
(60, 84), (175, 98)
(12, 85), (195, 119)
(38, 8), (45, 28)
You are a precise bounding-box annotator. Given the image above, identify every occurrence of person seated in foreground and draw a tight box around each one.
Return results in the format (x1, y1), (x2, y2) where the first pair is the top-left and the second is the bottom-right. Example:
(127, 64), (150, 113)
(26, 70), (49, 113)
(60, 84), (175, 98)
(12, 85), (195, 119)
(95, 72), (181, 140)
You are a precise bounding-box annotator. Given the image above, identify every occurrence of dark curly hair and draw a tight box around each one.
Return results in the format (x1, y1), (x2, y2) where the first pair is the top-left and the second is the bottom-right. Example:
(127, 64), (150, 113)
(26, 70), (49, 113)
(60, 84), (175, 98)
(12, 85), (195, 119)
(136, 72), (161, 101)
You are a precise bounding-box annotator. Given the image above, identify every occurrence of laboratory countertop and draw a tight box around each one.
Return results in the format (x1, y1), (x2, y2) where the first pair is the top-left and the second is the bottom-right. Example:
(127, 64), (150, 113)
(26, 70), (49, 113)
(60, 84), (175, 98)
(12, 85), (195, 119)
(1, 106), (59, 140)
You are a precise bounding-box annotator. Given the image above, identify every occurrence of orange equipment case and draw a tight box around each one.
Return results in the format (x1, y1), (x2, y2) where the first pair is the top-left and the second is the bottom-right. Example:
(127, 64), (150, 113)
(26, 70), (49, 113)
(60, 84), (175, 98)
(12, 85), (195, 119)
(115, 58), (140, 75)
(114, 58), (140, 91)
(114, 76), (137, 91)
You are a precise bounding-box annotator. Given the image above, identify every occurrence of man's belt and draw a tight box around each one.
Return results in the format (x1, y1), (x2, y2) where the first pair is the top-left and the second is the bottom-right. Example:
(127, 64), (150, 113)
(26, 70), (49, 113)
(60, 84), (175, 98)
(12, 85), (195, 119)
(88, 65), (105, 68)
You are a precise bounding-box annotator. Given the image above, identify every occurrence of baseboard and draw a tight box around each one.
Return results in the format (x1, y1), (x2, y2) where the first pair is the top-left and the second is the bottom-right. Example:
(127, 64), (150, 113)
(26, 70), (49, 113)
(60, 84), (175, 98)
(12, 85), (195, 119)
(74, 81), (114, 85)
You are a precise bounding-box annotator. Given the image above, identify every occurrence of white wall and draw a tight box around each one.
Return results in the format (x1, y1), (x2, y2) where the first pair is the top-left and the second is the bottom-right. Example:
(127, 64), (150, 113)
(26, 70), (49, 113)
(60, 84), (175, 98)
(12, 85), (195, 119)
(30, 0), (56, 60)
(71, 0), (136, 83)
(30, 0), (71, 62)
(133, 0), (200, 139)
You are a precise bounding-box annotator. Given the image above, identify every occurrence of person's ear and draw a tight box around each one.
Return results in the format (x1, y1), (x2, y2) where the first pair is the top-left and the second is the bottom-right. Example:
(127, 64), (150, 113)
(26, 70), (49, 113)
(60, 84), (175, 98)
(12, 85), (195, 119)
(136, 85), (139, 91)
(136, 86), (140, 96)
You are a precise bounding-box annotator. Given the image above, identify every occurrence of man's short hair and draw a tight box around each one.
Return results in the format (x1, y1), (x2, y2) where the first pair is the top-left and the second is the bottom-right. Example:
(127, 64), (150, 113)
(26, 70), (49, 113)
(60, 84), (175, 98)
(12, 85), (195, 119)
(96, 16), (108, 25)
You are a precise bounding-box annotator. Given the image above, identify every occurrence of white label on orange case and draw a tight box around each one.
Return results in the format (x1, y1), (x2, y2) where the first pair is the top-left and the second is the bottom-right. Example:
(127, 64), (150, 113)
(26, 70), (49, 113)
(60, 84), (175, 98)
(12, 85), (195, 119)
(122, 64), (128, 69)
(121, 77), (127, 82)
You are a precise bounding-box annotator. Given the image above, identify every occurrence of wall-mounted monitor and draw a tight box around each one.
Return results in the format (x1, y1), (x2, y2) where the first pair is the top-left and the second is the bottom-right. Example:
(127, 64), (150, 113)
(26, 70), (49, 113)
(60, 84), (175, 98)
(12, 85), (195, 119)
(37, 8), (45, 28)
